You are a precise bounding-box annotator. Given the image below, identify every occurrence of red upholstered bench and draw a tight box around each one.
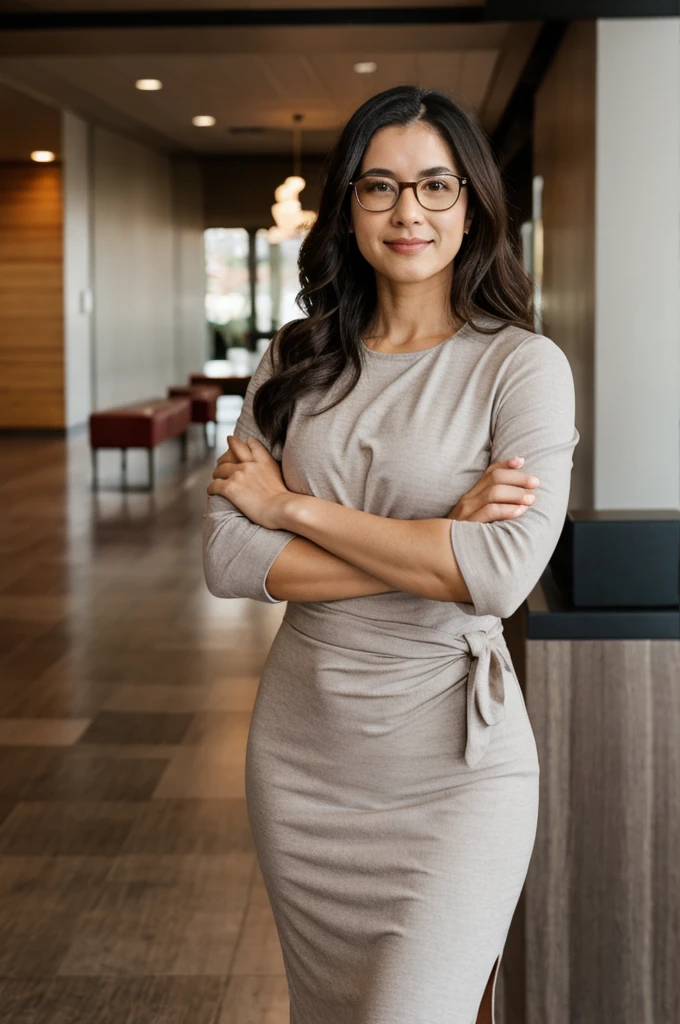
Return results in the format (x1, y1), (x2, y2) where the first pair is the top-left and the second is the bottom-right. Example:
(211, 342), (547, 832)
(89, 396), (191, 491)
(189, 374), (251, 398)
(167, 384), (221, 449)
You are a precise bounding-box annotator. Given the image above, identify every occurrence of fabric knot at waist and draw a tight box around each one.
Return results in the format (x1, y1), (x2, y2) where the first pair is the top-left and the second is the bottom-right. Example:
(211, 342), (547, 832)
(460, 620), (511, 768)
(283, 604), (514, 769)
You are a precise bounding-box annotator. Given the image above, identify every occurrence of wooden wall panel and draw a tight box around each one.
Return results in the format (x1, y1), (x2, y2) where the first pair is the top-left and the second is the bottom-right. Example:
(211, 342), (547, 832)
(0, 163), (64, 429)
(501, 603), (680, 1024)
(533, 20), (595, 512)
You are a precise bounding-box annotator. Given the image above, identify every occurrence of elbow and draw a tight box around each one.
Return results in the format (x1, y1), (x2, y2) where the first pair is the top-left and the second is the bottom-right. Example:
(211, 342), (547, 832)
(458, 584), (526, 620)
(486, 588), (525, 621)
(448, 517), (546, 618)
(449, 556), (531, 618)
(202, 548), (234, 599)
(201, 507), (292, 603)
(466, 569), (535, 619)
(203, 563), (234, 600)
(201, 512), (241, 600)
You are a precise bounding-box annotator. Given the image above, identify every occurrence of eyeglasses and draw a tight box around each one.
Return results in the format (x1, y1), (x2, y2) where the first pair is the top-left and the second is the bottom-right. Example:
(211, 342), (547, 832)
(349, 172), (468, 213)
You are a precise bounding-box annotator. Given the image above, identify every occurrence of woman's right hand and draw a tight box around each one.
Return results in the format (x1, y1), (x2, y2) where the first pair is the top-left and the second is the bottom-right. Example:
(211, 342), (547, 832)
(446, 457), (540, 522)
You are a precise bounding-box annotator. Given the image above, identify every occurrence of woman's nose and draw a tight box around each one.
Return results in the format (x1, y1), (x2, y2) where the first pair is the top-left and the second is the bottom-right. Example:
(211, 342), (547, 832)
(392, 187), (424, 223)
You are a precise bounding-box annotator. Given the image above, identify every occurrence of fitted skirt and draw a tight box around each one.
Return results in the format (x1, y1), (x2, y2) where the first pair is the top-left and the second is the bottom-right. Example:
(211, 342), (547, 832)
(245, 601), (540, 1024)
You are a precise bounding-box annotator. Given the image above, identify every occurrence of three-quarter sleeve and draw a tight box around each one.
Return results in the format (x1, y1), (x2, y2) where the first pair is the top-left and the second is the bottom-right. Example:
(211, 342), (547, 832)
(202, 344), (297, 603)
(449, 334), (580, 619)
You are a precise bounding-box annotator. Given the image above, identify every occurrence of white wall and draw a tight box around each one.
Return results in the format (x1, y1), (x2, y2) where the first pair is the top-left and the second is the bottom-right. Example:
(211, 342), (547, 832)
(595, 17), (680, 509)
(62, 121), (208, 422)
(92, 125), (175, 409)
(62, 110), (92, 430)
(173, 158), (210, 382)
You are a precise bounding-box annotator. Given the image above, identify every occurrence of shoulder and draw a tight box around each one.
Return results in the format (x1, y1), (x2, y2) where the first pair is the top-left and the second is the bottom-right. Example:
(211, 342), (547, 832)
(468, 316), (573, 383)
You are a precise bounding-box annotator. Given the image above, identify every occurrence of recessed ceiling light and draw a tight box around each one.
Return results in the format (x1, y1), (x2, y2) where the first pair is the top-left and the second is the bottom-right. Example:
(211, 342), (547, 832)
(135, 79), (163, 91)
(30, 151), (56, 163)
(354, 61), (377, 74)
(192, 115), (216, 127)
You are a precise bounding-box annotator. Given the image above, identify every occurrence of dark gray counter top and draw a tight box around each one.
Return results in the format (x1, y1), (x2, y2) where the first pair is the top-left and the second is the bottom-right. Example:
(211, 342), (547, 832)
(525, 564), (680, 639)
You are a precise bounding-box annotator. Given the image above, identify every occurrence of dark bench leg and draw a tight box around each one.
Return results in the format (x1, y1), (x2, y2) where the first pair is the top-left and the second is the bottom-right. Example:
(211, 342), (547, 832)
(148, 448), (154, 490)
(91, 448), (98, 491)
(180, 428), (188, 463)
(121, 448), (127, 491)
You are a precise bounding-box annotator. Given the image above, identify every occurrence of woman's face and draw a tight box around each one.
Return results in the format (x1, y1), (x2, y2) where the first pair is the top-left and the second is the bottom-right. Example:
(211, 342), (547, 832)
(349, 121), (473, 285)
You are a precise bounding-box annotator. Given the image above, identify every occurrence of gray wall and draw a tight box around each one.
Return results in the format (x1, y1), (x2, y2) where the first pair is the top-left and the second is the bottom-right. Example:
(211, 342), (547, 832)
(172, 158), (210, 383)
(61, 119), (208, 422)
(62, 110), (93, 430)
(92, 125), (175, 409)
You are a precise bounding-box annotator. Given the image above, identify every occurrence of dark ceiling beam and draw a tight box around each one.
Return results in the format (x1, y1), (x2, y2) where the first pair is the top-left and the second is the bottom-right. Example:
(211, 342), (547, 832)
(0, 8), (488, 31)
(2, 0), (675, 30)
(491, 19), (569, 167)
(487, 0), (677, 15)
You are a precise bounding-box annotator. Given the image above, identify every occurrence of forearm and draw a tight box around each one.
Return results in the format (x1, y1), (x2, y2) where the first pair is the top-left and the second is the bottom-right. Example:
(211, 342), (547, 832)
(265, 536), (398, 602)
(277, 495), (472, 603)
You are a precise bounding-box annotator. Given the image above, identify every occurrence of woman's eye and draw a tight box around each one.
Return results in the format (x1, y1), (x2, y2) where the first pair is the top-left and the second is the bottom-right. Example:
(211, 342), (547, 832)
(425, 179), (449, 191)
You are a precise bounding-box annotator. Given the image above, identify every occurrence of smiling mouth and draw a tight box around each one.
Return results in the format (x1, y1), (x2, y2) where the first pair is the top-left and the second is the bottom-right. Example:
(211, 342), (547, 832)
(384, 240), (433, 253)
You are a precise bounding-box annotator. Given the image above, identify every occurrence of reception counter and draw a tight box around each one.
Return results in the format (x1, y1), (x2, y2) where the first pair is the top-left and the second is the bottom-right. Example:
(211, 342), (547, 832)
(498, 564), (679, 1024)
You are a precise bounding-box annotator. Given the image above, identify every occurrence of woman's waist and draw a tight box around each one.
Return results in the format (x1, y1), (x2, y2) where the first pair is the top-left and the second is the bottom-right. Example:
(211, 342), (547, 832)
(282, 596), (505, 661)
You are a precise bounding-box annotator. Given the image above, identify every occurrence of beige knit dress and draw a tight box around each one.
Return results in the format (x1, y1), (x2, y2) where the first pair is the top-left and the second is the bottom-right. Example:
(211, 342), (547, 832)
(203, 313), (580, 1024)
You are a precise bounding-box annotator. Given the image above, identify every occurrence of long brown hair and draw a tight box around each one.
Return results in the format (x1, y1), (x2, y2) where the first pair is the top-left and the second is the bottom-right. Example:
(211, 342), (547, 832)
(254, 84), (534, 449)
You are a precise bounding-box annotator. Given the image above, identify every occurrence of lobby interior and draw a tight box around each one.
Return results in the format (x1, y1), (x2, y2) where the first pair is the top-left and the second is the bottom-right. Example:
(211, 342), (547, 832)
(0, 4), (679, 1023)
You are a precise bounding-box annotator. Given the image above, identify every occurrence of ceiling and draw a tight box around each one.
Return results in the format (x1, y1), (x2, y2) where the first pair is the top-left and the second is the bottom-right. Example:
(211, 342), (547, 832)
(0, 80), (61, 160)
(4, 0), (481, 10)
(0, 4), (541, 157)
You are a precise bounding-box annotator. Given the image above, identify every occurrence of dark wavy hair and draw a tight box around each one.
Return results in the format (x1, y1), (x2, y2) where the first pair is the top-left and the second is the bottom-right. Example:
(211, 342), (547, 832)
(254, 84), (535, 449)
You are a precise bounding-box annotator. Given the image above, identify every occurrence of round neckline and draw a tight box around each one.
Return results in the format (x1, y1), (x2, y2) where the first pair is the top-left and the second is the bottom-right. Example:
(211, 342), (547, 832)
(359, 320), (472, 358)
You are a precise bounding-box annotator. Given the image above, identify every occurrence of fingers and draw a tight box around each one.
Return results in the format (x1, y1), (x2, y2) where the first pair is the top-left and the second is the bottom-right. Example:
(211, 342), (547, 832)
(244, 436), (275, 462)
(487, 483), (537, 506)
(227, 435), (254, 461)
(215, 435), (263, 466)
(448, 456), (541, 524)
(488, 465), (541, 490)
(212, 460), (240, 480)
(221, 435), (274, 464)
(207, 479), (225, 496)
(477, 502), (530, 522)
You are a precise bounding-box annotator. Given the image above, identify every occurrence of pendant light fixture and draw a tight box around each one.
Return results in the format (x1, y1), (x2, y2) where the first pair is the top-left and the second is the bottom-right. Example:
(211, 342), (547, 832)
(267, 113), (317, 244)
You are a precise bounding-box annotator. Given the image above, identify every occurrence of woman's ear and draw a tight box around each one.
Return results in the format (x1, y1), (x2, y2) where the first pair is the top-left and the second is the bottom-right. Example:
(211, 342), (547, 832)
(464, 207), (475, 235)
(341, 208), (354, 234)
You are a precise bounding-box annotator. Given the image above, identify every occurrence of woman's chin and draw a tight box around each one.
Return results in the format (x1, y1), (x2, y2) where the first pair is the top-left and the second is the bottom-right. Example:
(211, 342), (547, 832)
(377, 261), (445, 284)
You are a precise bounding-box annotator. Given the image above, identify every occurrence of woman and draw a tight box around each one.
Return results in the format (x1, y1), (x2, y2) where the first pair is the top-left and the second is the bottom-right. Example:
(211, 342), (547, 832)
(204, 85), (579, 1024)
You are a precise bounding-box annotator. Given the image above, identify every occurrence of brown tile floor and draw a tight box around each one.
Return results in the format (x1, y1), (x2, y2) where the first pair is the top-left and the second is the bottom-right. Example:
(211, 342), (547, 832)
(0, 428), (289, 1023)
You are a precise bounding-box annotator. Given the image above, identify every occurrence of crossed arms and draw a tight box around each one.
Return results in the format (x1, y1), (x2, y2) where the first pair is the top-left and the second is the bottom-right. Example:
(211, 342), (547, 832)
(203, 334), (579, 619)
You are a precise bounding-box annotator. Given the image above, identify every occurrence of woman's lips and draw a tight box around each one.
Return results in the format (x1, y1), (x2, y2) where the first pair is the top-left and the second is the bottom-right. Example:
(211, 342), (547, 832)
(384, 240), (433, 255)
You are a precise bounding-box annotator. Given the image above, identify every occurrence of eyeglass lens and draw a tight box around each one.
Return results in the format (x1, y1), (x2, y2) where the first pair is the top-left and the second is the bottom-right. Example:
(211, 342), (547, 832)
(354, 175), (461, 212)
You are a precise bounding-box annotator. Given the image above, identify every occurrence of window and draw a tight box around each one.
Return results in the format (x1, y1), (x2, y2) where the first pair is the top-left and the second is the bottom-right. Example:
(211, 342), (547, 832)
(205, 227), (305, 360)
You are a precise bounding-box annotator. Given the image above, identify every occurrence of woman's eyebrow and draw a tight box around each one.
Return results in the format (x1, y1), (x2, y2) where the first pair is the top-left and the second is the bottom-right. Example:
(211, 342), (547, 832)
(361, 165), (456, 177)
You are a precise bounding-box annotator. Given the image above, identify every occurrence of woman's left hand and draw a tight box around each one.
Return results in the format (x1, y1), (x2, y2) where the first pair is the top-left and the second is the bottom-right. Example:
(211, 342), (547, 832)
(207, 435), (291, 530)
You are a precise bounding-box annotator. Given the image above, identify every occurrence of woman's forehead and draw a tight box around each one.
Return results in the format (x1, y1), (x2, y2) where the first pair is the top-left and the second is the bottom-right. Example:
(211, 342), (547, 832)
(360, 123), (457, 175)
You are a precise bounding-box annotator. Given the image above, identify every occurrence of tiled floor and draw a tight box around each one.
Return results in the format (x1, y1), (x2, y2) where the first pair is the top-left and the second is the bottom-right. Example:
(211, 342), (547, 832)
(0, 423), (289, 1023)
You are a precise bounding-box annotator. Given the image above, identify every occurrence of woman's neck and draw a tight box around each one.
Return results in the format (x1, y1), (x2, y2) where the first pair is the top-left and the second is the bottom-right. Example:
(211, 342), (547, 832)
(366, 269), (460, 352)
